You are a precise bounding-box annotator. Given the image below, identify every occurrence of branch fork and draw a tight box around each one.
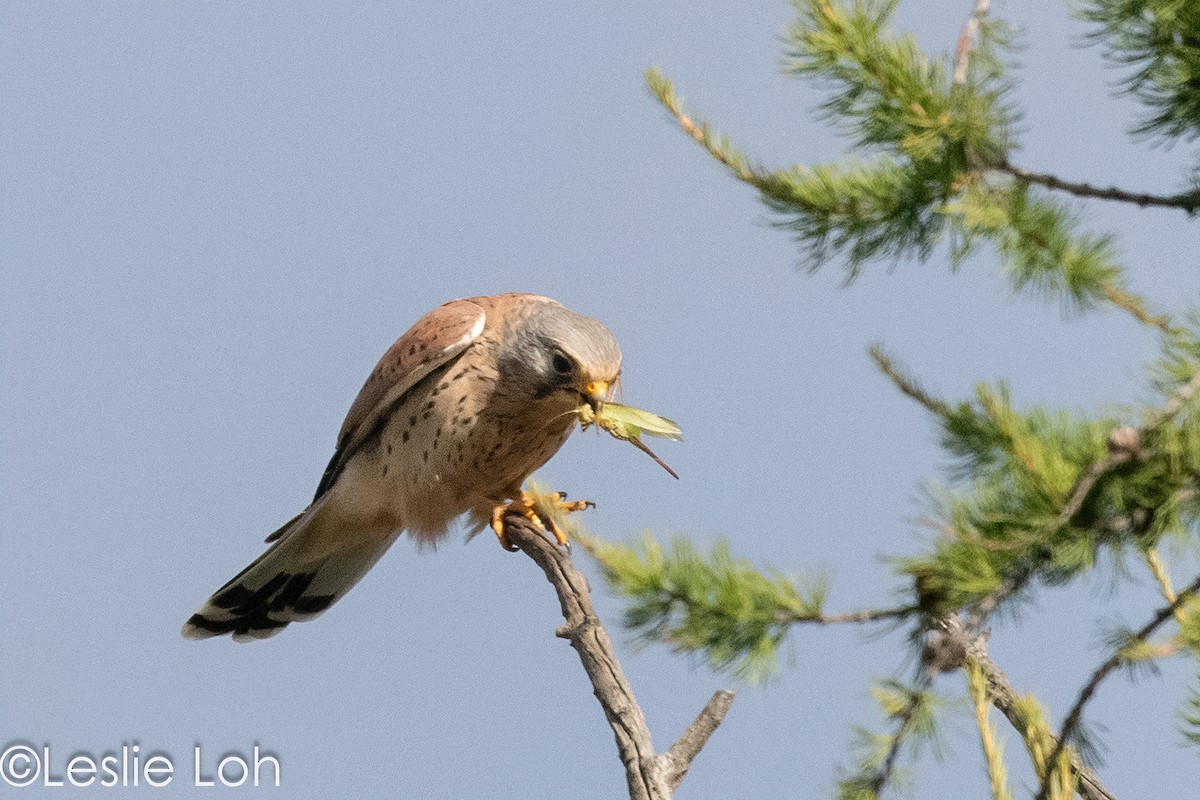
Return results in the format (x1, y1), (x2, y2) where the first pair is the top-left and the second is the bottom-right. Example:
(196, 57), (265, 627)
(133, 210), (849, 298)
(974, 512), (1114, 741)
(503, 513), (734, 800)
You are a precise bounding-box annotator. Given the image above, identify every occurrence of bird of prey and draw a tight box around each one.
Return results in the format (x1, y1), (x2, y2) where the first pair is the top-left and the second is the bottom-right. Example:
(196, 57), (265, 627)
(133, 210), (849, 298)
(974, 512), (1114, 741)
(182, 293), (622, 642)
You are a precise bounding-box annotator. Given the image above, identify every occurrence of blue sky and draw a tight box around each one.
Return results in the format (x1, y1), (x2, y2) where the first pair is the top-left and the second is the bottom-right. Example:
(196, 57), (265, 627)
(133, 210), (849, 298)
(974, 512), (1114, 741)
(3, 1), (1198, 797)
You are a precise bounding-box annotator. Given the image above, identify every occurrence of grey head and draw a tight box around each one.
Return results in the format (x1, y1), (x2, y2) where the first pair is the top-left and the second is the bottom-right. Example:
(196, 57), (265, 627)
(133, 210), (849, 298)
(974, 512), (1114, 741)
(497, 300), (623, 409)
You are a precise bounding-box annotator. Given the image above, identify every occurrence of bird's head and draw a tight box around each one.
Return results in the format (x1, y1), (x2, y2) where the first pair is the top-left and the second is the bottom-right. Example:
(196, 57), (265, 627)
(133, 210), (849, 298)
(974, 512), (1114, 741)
(501, 300), (622, 414)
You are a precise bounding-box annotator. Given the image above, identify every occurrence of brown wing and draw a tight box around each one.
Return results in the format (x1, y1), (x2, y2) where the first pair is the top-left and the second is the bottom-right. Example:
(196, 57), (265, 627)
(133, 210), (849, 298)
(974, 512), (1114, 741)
(308, 298), (487, 504)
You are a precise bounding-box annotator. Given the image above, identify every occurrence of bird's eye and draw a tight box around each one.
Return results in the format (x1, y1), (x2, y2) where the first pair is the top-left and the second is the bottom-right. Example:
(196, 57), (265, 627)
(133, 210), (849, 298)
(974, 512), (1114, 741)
(551, 352), (573, 376)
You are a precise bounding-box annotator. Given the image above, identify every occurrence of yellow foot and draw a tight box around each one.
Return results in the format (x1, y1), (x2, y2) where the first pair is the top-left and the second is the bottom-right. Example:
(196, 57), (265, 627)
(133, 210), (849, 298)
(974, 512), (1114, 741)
(491, 489), (594, 552)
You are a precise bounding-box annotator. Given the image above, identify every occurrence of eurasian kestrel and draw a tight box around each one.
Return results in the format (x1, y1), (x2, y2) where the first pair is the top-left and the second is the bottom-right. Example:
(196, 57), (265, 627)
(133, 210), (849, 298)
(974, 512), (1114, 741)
(183, 293), (622, 641)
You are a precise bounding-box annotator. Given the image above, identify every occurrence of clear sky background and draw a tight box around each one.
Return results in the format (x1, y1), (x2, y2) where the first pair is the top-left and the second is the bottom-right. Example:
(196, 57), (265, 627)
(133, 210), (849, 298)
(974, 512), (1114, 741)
(3, 1), (1198, 797)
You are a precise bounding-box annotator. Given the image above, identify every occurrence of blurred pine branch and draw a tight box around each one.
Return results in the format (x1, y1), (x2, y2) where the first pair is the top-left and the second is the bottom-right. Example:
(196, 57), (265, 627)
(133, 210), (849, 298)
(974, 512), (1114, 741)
(590, 0), (1200, 796)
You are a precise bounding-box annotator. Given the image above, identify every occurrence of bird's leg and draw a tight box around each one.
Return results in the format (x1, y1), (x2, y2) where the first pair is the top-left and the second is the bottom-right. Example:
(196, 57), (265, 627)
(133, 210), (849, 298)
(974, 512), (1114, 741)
(491, 489), (593, 551)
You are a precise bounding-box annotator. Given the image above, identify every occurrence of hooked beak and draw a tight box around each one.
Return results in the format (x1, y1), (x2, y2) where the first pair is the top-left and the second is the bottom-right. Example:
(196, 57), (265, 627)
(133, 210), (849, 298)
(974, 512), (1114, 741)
(583, 380), (610, 413)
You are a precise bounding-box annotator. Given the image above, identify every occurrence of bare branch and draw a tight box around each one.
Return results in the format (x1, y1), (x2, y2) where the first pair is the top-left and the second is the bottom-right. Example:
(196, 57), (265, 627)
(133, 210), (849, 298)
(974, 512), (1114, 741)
(936, 616), (1118, 800)
(661, 690), (736, 790)
(504, 514), (733, 799)
(1034, 573), (1200, 800)
(505, 515), (663, 799)
(994, 158), (1200, 214)
(953, 0), (992, 85)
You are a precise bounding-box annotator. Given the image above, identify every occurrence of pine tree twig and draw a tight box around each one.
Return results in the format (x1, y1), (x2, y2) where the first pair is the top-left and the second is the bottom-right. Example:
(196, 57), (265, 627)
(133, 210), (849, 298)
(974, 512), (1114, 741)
(1144, 548), (1186, 624)
(655, 582), (913, 627)
(953, 0), (992, 85)
(864, 679), (933, 796)
(875, 703), (917, 792)
(779, 606), (917, 625)
(1145, 367), (1200, 428)
(966, 660), (1012, 800)
(645, 67), (763, 189)
(1063, 365), (1200, 533)
(967, 569), (1032, 630)
(1101, 283), (1176, 334)
(936, 616), (1118, 800)
(869, 344), (953, 418)
(966, 445), (1138, 628)
(503, 514), (734, 800)
(1034, 573), (1200, 800)
(1057, 441), (1135, 525)
(994, 158), (1200, 213)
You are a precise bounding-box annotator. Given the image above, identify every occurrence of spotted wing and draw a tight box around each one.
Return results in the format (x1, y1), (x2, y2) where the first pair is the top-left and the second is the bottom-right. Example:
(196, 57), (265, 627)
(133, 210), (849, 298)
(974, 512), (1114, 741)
(307, 298), (487, 507)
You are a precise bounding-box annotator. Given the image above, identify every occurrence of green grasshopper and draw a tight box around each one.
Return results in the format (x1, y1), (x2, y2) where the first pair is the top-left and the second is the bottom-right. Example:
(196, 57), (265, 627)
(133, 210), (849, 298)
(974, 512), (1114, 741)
(577, 401), (682, 479)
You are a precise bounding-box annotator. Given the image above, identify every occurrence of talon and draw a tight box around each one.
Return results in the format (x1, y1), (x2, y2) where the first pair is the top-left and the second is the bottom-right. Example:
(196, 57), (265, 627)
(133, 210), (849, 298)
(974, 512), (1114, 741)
(533, 490), (594, 549)
(492, 488), (594, 551)
(490, 491), (552, 551)
(490, 505), (519, 551)
(543, 516), (572, 550)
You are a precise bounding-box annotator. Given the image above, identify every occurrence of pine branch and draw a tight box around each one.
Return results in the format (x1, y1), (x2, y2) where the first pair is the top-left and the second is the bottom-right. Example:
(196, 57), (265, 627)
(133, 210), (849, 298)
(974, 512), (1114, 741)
(1078, 0), (1200, 143)
(967, 366), (1200, 627)
(503, 514), (734, 799)
(1033, 573), (1200, 800)
(579, 529), (916, 679)
(780, 606), (917, 625)
(645, 67), (761, 188)
(962, 434), (1135, 627)
(871, 679), (931, 795)
(869, 344), (953, 418)
(838, 679), (939, 799)
(994, 158), (1200, 214)
(1101, 283), (1176, 334)
(966, 660), (1012, 800)
(935, 615), (1118, 800)
(1145, 366), (1200, 427)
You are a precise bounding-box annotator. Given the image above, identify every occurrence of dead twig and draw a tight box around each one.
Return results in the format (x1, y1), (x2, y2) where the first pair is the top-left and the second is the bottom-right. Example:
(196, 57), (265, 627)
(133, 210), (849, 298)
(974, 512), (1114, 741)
(503, 514), (734, 800)
(953, 0), (992, 85)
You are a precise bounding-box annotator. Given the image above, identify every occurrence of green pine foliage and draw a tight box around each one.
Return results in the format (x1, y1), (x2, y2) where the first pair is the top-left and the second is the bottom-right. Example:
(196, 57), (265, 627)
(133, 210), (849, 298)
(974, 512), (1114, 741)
(645, 0), (1186, 310)
(898, 369), (1200, 613)
(782, 0), (1011, 162)
(835, 680), (943, 800)
(1079, 0), (1200, 143)
(948, 182), (1124, 315)
(1182, 675), (1200, 745)
(585, 0), (1200, 795)
(579, 532), (833, 681)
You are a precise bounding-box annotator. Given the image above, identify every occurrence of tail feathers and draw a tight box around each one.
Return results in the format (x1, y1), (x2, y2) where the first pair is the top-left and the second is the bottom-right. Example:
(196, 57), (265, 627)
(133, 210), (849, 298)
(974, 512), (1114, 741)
(183, 513), (399, 643)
